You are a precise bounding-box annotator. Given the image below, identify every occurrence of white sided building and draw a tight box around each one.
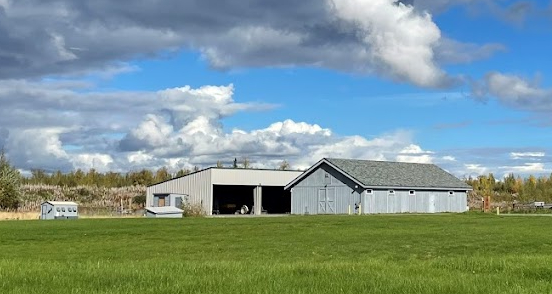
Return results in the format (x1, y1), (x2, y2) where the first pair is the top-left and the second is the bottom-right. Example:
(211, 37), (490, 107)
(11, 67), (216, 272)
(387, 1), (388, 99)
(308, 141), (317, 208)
(146, 168), (303, 216)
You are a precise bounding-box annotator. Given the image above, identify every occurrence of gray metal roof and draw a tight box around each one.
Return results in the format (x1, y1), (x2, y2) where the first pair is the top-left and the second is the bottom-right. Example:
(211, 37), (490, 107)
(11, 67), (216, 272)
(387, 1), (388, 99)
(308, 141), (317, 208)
(43, 201), (78, 206)
(146, 206), (184, 214)
(325, 158), (472, 189)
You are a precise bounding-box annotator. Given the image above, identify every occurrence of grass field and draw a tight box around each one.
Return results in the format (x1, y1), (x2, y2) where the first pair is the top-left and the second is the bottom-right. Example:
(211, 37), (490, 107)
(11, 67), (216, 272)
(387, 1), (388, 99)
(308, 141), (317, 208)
(1, 214), (552, 294)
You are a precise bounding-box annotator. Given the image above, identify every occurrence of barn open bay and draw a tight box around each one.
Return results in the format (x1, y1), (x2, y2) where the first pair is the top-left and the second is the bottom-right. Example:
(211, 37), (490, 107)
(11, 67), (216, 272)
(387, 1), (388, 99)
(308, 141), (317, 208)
(1, 215), (552, 294)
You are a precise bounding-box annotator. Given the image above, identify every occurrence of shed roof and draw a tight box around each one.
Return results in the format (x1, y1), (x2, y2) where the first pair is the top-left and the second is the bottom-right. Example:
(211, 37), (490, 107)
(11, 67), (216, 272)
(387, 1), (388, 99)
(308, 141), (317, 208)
(286, 158), (472, 190)
(146, 206), (184, 214)
(43, 201), (78, 206)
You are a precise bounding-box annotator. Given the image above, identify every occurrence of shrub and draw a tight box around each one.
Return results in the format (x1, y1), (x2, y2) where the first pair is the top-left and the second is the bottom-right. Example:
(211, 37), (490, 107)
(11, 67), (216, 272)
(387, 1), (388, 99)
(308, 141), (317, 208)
(132, 194), (146, 207)
(181, 202), (205, 217)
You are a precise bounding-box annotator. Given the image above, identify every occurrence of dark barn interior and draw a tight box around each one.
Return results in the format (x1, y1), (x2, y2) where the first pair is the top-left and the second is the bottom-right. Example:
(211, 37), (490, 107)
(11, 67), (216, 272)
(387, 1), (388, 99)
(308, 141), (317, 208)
(212, 185), (290, 214)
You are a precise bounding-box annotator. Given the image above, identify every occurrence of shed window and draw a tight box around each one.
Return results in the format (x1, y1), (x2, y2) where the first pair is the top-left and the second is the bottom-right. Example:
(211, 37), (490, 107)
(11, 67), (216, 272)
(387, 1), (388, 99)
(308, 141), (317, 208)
(324, 173), (331, 185)
(366, 189), (373, 194)
(449, 191), (455, 196)
(68, 207), (72, 212)
(62, 207), (66, 212)
(174, 197), (183, 208)
(409, 190), (415, 195)
(56, 207), (61, 212)
(388, 190), (395, 194)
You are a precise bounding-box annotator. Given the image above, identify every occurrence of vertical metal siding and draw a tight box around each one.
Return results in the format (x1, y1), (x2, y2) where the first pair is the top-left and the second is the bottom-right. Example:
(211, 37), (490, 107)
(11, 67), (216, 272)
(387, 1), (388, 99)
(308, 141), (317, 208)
(291, 164), (363, 215)
(362, 189), (468, 214)
(211, 169), (302, 186)
(289, 161), (470, 215)
(146, 169), (213, 215)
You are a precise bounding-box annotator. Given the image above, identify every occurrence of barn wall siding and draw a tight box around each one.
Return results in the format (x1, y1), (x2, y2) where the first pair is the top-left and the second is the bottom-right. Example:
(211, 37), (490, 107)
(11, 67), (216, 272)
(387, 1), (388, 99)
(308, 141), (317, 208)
(362, 190), (467, 214)
(147, 169), (213, 215)
(292, 163), (364, 214)
(291, 164), (468, 215)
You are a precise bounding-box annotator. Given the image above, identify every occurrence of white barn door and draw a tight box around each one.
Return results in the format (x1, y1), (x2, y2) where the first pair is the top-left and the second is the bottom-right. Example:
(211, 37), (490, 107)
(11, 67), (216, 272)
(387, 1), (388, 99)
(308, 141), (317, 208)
(318, 188), (336, 214)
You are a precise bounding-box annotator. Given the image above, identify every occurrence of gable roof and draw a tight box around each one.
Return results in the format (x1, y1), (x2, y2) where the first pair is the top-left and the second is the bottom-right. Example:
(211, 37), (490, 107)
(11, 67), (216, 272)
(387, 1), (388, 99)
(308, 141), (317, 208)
(286, 158), (472, 190)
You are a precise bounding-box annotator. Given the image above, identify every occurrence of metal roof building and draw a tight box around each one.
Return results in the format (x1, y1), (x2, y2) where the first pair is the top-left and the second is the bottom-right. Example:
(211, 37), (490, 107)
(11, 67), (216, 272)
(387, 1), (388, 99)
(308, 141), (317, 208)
(147, 168), (303, 216)
(285, 158), (472, 215)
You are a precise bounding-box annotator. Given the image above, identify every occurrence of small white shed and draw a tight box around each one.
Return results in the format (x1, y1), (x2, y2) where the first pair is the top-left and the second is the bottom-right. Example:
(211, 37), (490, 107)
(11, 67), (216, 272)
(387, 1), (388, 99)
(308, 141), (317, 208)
(145, 206), (183, 218)
(40, 201), (79, 220)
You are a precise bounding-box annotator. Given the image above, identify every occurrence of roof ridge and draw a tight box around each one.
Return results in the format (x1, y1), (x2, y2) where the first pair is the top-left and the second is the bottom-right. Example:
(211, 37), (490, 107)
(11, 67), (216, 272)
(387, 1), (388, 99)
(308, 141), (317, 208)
(325, 157), (436, 166)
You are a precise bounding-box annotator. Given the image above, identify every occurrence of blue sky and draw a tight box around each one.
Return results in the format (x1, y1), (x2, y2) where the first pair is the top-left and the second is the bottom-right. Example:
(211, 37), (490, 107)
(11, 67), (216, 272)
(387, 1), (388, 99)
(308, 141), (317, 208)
(0, 0), (551, 177)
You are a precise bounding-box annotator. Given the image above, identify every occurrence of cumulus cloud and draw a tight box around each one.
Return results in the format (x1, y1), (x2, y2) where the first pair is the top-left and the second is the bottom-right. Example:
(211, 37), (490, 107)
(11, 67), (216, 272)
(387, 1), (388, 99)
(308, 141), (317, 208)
(0, 81), (440, 173)
(0, 0), (500, 89)
(395, 144), (434, 163)
(2, 78), (547, 178)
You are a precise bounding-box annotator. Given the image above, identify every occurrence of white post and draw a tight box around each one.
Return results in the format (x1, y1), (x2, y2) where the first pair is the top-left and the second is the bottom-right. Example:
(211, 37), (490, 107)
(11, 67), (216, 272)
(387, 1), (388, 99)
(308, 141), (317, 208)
(254, 185), (262, 215)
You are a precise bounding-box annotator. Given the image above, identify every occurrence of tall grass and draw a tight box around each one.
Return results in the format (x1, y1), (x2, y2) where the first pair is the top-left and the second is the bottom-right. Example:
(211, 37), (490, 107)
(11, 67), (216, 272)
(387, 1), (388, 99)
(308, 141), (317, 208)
(1, 214), (551, 293)
(16, 184), (145, 212)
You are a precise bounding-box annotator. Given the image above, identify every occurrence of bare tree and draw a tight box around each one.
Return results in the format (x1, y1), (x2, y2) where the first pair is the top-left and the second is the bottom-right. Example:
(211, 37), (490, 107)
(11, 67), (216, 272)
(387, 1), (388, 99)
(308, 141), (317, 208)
(278, 160), (290, 170)
(242, 157), (250, 169)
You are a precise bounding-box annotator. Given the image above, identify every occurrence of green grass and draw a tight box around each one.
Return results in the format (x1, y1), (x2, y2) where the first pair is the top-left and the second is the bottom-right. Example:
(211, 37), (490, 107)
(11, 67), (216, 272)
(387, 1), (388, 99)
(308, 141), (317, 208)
(1, 214), (552, 293)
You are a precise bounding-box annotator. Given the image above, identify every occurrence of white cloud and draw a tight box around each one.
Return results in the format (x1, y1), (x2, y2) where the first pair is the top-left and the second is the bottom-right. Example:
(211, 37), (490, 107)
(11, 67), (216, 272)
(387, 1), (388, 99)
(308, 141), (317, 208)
(510, 152), (545, 159)
(464, 163), (489, 176)
(5, 128), (73, 171)
(0, 81), (435, 173)
(499, 163), (546, 173)
(330, 0), (453, 88)
(442, 156), (456, 161)
(71, 154), (114, 171)
(395, 144), (434, 163)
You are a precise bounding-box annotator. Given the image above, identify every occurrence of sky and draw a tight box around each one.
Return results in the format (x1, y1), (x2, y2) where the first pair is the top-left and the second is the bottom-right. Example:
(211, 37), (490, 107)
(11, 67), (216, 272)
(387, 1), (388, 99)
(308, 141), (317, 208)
(0, 0), (551, 179)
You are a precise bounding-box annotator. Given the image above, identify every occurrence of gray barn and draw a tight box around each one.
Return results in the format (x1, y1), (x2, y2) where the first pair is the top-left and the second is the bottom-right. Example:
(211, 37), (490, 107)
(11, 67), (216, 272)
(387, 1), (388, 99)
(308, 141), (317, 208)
(285, 158), (472, 215)
(147, 168), (303, 216)
(40, 201), (79, 219)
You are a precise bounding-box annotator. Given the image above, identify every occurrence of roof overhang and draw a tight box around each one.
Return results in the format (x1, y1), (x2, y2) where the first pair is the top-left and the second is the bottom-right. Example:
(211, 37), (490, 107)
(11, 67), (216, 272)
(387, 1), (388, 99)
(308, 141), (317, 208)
(284, 158), (473, 191)
(284, 158), (364, 190)
(362, 185), (473, 191)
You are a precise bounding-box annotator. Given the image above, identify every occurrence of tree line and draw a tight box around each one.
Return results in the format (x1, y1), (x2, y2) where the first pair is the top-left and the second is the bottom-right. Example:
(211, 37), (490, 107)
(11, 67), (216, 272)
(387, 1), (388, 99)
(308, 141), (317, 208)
(466, 173), (552, 203)
(21, 158), (291, 188)
(3, 149), (552, 210)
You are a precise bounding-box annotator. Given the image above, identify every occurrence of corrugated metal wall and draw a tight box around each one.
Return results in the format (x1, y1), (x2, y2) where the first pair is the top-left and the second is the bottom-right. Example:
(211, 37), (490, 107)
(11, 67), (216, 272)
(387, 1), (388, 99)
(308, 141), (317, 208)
(211, 169), (302, 186)
(291, 163), (468, 215)
(146, 169), (213, 215)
